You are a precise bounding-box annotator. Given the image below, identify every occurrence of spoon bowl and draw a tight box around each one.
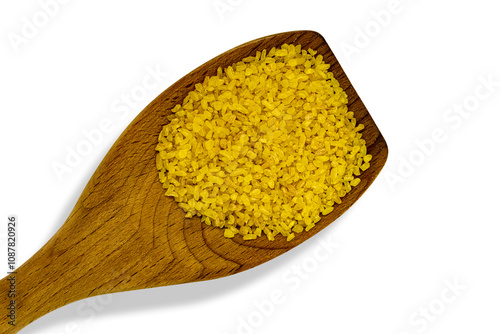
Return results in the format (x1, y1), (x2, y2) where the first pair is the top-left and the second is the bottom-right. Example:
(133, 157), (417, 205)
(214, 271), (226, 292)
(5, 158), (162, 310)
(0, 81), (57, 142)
(0, 30), (388, 333)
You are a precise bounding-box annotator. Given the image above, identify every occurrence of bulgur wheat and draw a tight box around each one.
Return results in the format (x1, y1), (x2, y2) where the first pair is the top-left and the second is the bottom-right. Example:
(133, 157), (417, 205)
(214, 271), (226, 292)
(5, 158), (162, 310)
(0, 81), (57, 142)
(156, 44), (371, 241)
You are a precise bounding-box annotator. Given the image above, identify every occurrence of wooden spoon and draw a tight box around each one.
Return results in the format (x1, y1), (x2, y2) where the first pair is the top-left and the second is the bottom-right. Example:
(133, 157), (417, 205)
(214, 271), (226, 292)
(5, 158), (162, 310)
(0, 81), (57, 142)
(0, 30), (388, 333)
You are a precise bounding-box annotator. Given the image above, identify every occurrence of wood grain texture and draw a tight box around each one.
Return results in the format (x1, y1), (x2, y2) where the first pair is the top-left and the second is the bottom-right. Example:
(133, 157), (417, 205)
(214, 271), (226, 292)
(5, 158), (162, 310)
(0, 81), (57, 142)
(0, 30), (388, 333)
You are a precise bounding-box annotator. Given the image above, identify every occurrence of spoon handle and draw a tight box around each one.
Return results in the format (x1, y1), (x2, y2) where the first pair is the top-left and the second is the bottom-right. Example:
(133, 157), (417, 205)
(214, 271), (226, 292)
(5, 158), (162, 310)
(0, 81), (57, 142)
(0, 194), (203, 333)
(0, 203), (135, 333)
(0, 242), (83, 333)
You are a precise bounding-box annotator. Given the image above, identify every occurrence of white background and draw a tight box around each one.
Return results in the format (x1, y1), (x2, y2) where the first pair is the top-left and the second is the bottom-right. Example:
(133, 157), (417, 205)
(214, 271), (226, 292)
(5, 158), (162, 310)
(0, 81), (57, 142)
(1, 0), (499, 333)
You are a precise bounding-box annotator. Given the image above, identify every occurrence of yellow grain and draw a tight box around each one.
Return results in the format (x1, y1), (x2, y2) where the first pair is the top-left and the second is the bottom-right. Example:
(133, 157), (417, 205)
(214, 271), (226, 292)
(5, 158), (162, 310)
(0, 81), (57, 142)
(156, 43), (370, 241)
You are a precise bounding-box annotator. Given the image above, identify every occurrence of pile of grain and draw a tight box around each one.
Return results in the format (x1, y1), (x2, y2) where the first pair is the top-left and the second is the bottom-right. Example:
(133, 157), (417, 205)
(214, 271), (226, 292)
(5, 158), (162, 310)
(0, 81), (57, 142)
(156, 44), (370, 241)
